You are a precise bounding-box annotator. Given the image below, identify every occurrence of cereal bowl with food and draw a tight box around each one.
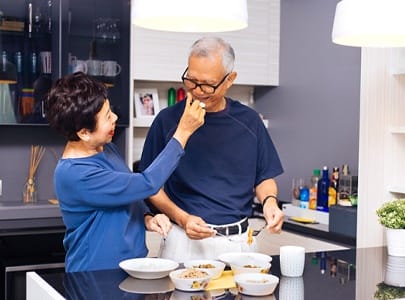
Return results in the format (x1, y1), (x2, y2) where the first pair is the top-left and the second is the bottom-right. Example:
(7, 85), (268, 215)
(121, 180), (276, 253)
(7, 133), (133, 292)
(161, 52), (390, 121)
(230, 260), (271, 275)
(183, 259), (226, 279)
(234, 273), (279, 296)
(169, 268), (213, 291)
(225, 253), (271, 275)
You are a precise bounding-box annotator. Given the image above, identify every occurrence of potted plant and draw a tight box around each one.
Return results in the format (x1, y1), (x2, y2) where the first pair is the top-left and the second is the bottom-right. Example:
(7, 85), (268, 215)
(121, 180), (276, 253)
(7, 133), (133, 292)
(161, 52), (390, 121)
(374, 282), (405, 300)
(376, 198), (405, 256)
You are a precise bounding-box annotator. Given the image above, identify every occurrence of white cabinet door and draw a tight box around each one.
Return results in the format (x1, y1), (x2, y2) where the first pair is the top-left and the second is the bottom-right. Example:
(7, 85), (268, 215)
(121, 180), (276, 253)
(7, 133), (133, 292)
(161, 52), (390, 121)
(26, 272), (65, 300)
(131, 0), (280, 86)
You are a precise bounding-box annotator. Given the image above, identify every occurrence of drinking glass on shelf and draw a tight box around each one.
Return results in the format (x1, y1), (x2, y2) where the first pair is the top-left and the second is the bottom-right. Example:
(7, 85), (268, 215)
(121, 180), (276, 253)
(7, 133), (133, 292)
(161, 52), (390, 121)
(291, 177), (304, 202)
(94, 18), (120, 40)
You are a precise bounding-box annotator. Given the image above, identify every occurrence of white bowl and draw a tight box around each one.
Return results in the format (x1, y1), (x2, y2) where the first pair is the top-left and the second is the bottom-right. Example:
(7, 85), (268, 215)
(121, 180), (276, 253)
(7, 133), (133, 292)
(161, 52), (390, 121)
(119, 257), (179, 279)
(218, 252), (272, 267)
(169, 268), (213, 291)
(170, 290), (212, 300)
(234, 273), (279, 296)
(230, 261), (271, 275)
(183, 259), (226, 279)
(119, 276), (174, 294)
(220, 252), (272, 275)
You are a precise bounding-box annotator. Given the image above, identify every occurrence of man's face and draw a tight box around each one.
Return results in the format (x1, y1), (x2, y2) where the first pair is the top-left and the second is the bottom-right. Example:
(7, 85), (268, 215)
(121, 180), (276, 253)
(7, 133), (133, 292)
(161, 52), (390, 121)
(185, 54), (235, 112)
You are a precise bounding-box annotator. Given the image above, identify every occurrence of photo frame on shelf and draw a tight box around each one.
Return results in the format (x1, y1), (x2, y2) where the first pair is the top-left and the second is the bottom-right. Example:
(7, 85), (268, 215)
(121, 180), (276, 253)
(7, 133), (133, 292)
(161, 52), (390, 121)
(134, 88), (160, 119)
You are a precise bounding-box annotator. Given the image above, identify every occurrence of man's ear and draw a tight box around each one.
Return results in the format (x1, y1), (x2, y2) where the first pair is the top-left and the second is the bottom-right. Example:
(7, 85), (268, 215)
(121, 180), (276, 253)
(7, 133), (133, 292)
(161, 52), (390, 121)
(226, 71), (237, 87)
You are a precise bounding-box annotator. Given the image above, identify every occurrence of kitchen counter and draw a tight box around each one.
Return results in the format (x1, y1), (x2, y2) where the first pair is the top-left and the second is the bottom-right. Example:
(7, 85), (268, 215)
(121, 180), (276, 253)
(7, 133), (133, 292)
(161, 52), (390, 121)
(0, 201), (63, 234)
(0, 200), (61, 220)
(32, 246), (404, 300)
(283, 217), (356, 247)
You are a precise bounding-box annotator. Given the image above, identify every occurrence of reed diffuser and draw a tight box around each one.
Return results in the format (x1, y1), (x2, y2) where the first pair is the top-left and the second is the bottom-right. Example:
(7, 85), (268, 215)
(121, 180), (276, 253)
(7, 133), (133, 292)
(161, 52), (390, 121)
(23, 145), (46, 204)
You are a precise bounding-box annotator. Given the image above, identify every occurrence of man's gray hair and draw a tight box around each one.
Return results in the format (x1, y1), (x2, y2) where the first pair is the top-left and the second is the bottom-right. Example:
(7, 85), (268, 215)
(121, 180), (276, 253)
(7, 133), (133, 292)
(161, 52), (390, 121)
(189, 37), (235, 73)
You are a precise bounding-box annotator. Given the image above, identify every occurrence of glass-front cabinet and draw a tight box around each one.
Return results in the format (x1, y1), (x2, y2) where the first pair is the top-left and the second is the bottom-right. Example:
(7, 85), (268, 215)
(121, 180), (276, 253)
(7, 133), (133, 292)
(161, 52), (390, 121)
(0, 0), (129, 125)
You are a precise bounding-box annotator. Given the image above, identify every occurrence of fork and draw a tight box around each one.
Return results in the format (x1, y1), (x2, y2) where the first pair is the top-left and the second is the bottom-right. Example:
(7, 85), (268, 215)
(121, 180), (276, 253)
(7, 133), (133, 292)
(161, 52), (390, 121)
(157, 237), (166, 257)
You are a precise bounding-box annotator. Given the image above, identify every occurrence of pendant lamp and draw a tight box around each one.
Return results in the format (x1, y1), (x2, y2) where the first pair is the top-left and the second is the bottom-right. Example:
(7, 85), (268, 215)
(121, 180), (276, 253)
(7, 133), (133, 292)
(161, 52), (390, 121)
(332, 0), (405, 47)
(131, 0), (248, 32)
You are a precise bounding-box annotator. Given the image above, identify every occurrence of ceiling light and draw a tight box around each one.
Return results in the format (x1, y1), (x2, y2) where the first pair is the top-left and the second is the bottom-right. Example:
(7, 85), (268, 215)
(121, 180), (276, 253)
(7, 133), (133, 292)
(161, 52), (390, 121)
(131, 0), (248, 32)
(332, 0), (405, 47)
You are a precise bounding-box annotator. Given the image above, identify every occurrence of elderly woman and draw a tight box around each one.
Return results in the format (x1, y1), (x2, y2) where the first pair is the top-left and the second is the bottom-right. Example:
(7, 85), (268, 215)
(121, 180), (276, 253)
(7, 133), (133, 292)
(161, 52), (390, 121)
(45, 72), (205, 272)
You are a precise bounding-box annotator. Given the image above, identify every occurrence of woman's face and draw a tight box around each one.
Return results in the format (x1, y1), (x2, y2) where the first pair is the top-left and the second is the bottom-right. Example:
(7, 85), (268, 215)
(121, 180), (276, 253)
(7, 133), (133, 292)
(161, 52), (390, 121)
(142, 95), (153, 108)
(88, 99), (118, 145)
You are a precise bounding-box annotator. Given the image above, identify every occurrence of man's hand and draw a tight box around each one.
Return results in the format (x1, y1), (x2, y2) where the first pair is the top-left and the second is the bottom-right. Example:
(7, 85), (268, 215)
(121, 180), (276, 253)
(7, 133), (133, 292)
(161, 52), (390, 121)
(182, 214), (215, 240)
(263, 199), (284, 234)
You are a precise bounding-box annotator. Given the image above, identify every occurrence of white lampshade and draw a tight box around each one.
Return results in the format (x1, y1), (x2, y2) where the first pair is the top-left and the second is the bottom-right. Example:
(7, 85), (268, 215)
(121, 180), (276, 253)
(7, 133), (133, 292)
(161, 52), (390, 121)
(131, 0), (248, 32)
(332, 0), (405, 47)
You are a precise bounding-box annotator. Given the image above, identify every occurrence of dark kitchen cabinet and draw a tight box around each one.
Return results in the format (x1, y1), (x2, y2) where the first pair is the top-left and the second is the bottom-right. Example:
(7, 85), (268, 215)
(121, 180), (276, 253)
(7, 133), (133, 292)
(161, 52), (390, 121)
(0, 0), (130, 125)
(0, 1), (130, 299)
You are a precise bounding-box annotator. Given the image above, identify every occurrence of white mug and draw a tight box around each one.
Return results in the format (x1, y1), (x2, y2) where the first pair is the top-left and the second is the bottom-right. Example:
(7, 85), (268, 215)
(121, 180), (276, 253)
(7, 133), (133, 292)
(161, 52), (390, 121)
(103, 60), (121, 77)
(280, 245), (305, 277)
(279, 276), (304, 300)
(86, 59), (104, 76)
(39, 51), (52, 74)
(71, 57), (88, 74)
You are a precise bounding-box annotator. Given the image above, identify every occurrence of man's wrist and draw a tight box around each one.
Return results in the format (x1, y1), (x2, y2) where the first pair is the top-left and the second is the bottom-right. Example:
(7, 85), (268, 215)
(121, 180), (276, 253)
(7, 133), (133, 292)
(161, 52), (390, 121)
(144, 212), (155, 218)
(262, 195), (278, 207)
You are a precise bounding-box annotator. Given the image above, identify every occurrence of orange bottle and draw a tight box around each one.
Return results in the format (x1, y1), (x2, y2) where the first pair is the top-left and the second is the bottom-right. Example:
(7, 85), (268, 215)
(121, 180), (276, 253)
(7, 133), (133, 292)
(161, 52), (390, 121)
(309, 169), (320, 210)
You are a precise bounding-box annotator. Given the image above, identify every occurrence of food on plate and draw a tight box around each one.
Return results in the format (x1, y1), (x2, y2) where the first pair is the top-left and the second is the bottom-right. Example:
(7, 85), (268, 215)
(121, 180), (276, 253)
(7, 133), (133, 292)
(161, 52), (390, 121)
(246, 279), (269, 284)
(184, 260), (226, 280)
(243, 264), (259, 268)
(247, 228), (253, 245)
(193, 263), (215, 268)
(179, 269), (209, 279)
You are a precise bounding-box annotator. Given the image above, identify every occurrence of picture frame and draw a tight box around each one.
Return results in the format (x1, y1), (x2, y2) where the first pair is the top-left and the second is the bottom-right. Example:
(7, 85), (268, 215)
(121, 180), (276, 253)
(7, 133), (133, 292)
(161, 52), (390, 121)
(134, 88), (160, 119)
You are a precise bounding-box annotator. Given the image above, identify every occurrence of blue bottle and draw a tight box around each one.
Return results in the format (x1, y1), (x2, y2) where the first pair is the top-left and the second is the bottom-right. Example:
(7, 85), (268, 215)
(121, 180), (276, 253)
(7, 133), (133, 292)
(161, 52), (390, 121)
(299, 185), (309, 209)
(317, 166), (330, 212)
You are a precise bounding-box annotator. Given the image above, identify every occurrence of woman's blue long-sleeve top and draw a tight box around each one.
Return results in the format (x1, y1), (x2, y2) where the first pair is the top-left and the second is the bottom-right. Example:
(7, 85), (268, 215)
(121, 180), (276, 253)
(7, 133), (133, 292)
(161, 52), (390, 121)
(54, 138), (184, 272)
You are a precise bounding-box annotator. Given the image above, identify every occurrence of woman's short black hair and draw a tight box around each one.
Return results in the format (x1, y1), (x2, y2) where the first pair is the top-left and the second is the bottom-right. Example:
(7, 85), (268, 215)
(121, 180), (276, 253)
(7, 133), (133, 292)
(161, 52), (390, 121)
(45, 72), (108, 141)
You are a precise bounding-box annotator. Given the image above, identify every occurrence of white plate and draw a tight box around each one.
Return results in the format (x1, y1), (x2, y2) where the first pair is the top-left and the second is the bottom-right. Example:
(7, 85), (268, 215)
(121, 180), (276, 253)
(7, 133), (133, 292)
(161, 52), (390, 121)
(119, 257), (179, 279)
(119, 276), (175, 294)
(218, 252), (272, 266)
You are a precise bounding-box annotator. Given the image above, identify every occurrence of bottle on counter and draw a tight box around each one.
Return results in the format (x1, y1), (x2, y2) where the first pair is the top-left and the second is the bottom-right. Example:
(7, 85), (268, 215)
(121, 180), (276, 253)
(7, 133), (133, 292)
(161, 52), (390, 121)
(167, 87), (176, 106)
(320, 252), (327, 274)
(176, 87), (185, 102)
(317, 166), (330, 212)
(328, 166), (339, 207)
(309, 169), (320, 210)
(299, 183), (309, 209)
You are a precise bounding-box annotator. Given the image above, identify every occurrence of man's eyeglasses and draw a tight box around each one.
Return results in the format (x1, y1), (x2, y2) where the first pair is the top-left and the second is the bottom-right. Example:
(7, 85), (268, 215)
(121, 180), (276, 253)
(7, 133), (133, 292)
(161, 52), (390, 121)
(181, 68), (230, 94)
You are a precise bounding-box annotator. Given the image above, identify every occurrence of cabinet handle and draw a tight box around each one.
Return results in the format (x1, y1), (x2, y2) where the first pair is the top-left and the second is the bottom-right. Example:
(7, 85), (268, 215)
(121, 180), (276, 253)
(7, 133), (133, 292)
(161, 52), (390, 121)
(28, 2), (33, 35)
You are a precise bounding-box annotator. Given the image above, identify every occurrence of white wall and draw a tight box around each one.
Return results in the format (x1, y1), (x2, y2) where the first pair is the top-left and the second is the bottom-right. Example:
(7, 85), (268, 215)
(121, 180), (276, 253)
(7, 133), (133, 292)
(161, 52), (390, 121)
(254, 0), (361, 202)
(357, 48), (405, 248)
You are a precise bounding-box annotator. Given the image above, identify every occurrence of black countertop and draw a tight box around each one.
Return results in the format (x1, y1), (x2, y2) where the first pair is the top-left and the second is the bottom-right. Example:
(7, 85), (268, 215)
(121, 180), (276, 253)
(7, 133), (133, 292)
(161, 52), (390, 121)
(283, 218), (356, 247)
(37, 246), (405, 300)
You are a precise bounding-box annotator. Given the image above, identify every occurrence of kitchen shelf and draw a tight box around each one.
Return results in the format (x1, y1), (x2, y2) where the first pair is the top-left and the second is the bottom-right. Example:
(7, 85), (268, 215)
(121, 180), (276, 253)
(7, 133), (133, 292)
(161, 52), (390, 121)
(387, 185), (405, 194)
(132, 118), (154, 127)
(390, 126), (405, 134)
